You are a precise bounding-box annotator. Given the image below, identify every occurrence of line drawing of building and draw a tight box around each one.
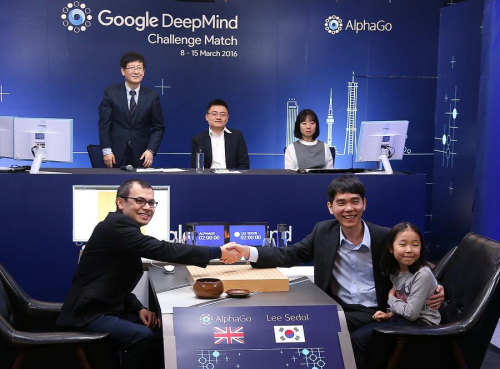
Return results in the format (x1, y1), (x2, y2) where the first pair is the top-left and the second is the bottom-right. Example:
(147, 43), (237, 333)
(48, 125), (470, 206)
(340, 72), (358, 156)
(286, 99), (299, 147)
(326, 88), (335, 150)
(434, 85), (459, 168)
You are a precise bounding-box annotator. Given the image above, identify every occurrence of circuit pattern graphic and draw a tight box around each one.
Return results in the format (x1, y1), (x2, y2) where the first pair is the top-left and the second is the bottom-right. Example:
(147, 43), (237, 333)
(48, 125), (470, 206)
(196, 347), (327, 368)
(435, 85), (459, 168)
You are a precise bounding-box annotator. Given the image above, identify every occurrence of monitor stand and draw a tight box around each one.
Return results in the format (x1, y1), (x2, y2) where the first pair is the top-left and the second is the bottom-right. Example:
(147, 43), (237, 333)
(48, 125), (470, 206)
(378, 147), (393, 175)
(30, 146), (45, 174)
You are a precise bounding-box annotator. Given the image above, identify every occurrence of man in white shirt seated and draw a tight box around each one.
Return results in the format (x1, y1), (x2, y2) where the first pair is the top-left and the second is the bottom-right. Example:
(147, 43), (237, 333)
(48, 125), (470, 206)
(191, 99), (250, 170)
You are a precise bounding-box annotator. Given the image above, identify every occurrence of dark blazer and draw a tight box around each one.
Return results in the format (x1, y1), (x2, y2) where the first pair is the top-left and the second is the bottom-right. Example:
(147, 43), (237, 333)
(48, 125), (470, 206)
(98, 84), (164, 168)
(190, 128), (250, 169)
(57, 211), (212, 328)
(253, 219), (392, 310)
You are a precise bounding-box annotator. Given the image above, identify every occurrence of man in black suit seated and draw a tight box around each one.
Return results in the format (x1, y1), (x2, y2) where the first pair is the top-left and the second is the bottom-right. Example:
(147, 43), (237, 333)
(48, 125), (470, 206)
(57, 179), (242, 369)
(229, 175), (444, 333)
(191, 99), (250, 170)
(98, 51), (165, 168)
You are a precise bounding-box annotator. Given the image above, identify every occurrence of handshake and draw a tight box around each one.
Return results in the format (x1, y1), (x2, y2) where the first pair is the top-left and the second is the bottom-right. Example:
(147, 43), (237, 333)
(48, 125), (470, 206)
(219, 243), (251, 264)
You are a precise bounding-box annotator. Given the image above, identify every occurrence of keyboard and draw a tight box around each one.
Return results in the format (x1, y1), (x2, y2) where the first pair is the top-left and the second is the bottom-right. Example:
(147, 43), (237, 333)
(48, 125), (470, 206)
(305, 168), (367, 174)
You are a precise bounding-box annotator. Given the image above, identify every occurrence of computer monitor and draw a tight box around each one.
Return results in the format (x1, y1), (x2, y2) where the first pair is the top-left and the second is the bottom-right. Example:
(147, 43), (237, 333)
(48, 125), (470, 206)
(72, 185), (170, 243)
(13, 117), (73, 173)
(184, 223), (226, 246)
(184, 222), (227, 246)
(228, 223), (268, 246)
(355, 120), (409, 174)
(0, 116), (14, 158)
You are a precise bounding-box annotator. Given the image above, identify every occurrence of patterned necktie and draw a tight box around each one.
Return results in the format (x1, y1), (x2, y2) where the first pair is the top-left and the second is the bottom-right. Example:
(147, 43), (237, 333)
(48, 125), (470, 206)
(129, 90), (137, 116)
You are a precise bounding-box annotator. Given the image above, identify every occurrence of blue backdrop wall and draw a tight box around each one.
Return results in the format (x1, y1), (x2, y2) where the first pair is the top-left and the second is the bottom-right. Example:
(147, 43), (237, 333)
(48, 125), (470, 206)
(1, 0), (498, 301)
(472, 0), (500, 242)
(429, 0), (483, 258)
(1, 0), (441, 172)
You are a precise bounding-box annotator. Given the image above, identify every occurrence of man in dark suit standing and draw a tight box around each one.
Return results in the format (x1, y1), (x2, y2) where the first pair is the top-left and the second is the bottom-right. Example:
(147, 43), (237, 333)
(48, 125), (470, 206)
(98, 52), (164, 168)
(229, 176), (444, 333)
(191, 99), (250, 169)
(57, 179), (242, 369)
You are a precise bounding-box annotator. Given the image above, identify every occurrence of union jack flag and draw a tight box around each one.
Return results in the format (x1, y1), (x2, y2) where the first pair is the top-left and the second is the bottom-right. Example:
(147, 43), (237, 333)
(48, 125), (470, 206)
(213, 326), (245, 344)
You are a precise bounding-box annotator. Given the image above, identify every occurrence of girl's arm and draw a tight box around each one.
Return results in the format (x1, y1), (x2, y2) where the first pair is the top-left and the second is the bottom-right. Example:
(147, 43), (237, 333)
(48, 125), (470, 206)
(388, 267), (437, 321)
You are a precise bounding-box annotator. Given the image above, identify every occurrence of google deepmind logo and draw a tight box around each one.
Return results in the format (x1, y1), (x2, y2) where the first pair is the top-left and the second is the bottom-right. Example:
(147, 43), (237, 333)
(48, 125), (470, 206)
(61, 2), (92, 33)
(325, 14), (393, 35)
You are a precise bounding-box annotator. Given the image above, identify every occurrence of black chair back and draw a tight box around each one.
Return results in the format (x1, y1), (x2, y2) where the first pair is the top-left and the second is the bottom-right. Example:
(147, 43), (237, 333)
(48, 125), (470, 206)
(0, 278), (13, 325)
(440, 233), (500, 324)
(438, 233), (500, 368)
(329, 146), (336, 167)
(87, 144), (106, 168)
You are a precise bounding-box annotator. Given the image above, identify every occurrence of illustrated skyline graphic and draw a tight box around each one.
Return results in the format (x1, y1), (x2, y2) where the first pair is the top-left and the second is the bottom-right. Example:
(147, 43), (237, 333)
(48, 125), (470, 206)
(286, 72), (358, 157)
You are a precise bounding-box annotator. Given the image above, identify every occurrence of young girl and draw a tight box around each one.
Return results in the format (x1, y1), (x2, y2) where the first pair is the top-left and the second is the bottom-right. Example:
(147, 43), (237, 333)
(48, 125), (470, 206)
(351, 222), (441, 369)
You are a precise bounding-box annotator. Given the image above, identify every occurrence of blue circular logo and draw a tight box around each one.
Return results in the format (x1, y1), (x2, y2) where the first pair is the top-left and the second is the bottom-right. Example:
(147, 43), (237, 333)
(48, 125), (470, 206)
(199, 313), (213, 325)
(325, 15), (343, 35)
(61, 2), (92, 33)
(69, 9), (85, 26)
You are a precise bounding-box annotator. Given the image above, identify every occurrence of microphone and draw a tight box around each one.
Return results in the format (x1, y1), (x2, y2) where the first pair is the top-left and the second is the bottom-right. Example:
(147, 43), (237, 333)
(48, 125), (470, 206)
(120, 165), (134, 171)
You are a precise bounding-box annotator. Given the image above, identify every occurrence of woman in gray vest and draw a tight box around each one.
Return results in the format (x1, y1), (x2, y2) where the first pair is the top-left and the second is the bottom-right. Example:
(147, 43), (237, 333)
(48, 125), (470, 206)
(285, 109), (334, 170)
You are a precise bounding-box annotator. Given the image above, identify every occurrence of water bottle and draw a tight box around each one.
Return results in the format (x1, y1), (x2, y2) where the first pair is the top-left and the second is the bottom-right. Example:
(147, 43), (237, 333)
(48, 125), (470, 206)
(196, 147), (204, 173)
(185, 225), (197, 245)
(277, 224), (288, 247)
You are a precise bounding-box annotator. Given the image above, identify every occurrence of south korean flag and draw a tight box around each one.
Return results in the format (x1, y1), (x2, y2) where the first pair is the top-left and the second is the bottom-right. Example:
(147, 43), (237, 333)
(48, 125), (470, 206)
(274, 325), (306, 343)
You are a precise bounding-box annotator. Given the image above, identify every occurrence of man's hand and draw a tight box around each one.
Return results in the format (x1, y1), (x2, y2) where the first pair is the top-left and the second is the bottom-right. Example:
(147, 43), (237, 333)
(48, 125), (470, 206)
(139, 308), (161, 328)
(427, 284), (445, 310)
(372, 310), (393, 322)
(220, 242), (243, 264)
(103, 153), (115, 168)
(140, 150), (154, 168)
(225, 244), (251, 260)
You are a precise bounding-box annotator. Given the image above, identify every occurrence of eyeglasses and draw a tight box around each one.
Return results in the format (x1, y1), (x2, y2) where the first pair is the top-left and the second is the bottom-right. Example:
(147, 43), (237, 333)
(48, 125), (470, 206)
(207, 112), (228, 118)
(125, 66), (144, 72)
(121, 197), (158, 208)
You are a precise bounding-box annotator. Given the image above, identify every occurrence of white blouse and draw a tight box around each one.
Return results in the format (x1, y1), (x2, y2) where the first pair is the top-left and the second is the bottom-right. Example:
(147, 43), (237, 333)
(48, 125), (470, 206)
(284, 139), (334, 170)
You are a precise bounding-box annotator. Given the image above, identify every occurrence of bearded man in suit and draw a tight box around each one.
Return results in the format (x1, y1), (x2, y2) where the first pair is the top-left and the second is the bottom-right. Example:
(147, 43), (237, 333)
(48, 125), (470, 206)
(98, 52), (164, 168)
(57, 179), (242, 369)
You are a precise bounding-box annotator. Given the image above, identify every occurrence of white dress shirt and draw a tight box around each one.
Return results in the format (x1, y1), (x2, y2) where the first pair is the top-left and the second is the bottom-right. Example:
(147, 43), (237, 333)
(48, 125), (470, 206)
(209, 127), (232, 169)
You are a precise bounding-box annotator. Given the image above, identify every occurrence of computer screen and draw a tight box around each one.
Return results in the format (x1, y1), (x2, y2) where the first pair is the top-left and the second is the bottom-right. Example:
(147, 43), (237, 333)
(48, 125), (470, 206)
(355, 120), (409, 174)
(185, 223), (226, 246)
(73, 185), (170, 243)
(228, 223), (268, 246)
(0, 116), (14, 158)
(13, 117), (73, 172)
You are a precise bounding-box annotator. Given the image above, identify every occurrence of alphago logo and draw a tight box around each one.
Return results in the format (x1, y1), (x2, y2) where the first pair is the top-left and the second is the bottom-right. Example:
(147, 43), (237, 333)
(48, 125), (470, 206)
(325, 14), (394, 35)
(61, 2), (92, 33)
(325, 15), (343, 35)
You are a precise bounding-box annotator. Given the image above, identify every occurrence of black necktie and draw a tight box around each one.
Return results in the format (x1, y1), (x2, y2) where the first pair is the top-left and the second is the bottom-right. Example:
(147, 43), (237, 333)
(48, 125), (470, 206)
(129, 90), (137, 116)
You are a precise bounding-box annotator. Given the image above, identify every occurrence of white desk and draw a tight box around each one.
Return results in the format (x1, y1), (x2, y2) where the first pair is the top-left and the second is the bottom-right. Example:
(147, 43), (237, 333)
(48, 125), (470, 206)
(148, 265), (356, 369)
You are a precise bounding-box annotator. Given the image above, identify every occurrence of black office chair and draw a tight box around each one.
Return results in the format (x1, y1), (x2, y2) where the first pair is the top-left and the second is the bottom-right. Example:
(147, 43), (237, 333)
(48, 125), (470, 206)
(329, 146), (336, 167)
(0, 262), (110, 369)
(86, 145), (106, 168)
(373, 233), (500, 369)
